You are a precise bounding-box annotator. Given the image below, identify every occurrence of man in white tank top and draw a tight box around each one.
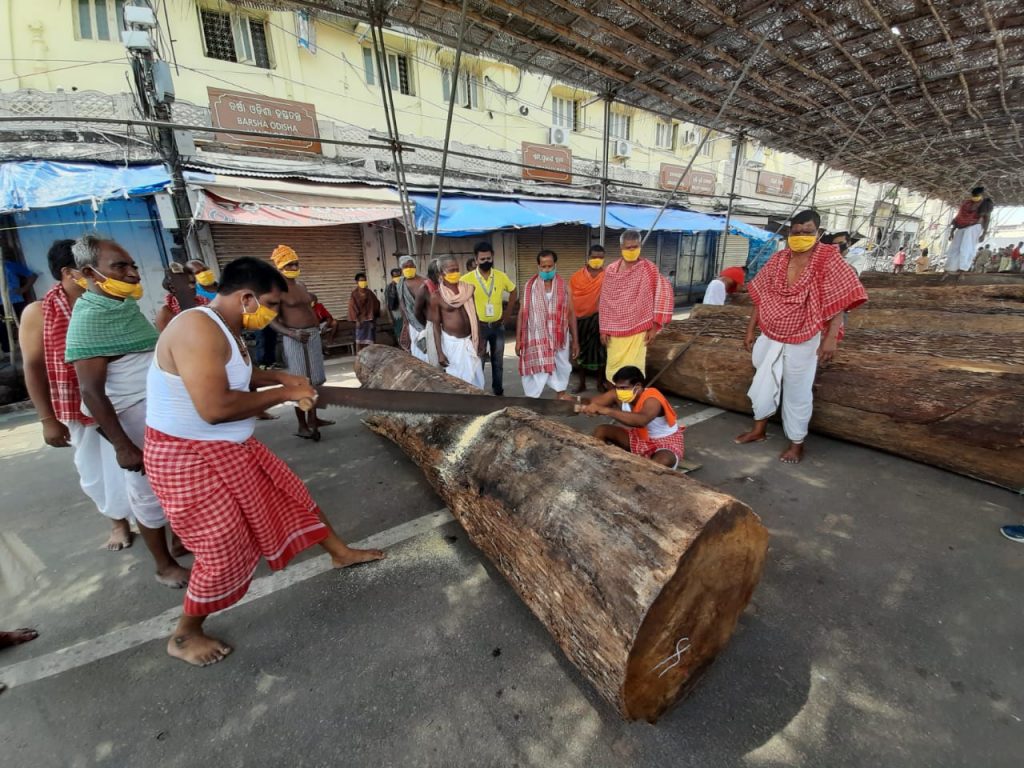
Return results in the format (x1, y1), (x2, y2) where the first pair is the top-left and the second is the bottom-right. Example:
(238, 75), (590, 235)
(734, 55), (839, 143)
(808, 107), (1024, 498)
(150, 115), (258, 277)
(145, 257), (385, 667)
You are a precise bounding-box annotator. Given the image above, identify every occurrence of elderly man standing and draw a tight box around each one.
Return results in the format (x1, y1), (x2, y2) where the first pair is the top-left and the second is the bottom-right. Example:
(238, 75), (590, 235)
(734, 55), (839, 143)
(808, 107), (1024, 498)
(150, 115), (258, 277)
(516, 250), (578, 398)
(267, 245), (333, 439)
(598, 229), (674, 382)
(64, 234), (189, 587)
(20, 239), (132, 551)
(430, 256), (484, 387)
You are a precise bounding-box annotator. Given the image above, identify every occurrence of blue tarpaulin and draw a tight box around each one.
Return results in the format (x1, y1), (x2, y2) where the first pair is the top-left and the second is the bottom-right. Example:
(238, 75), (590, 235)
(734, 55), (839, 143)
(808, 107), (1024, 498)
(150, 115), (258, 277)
(0, 161), (172, 214)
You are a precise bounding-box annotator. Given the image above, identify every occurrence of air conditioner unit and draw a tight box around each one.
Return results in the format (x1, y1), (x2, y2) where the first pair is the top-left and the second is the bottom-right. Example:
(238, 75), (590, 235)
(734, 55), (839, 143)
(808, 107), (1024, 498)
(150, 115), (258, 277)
(613, 139), (632, 158)
(682, 130), (697, 145)
(548, 126), (571, 146)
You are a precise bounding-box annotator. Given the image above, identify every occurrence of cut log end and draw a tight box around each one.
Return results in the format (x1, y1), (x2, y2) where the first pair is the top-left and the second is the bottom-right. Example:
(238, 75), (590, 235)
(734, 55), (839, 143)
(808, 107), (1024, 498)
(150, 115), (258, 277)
(623, 503), (768, 722)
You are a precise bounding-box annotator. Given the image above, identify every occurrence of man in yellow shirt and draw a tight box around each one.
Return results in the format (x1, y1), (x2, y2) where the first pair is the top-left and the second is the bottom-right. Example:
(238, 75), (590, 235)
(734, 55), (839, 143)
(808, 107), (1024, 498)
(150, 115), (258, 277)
(460, 242), (518, 395)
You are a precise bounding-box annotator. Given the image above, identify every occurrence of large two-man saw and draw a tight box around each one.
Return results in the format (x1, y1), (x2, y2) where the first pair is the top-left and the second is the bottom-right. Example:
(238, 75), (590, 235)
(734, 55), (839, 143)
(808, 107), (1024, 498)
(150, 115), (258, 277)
(300, 386), (582, 417)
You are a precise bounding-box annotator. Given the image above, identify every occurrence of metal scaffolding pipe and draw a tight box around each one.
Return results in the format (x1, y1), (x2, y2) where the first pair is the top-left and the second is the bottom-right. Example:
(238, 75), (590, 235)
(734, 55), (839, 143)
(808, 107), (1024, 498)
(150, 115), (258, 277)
(599, 95), (612, 246)
(718, 133), (743, 274)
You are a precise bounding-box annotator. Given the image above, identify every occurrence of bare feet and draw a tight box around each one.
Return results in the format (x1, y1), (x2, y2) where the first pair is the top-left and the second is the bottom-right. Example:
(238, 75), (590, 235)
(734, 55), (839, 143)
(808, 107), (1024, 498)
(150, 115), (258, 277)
(734, 429), (768, 444)
(314, 417), (335, 427)
(295, 429), (314, 439)
(169, 533), (190, 559)
(0, 628), (39, 648)
(555, 392), (575, 401)
(779, 442), (804, 464)
(155, 564), (190, 589)
(104, 519), (134, 551)
(330, 547), (386, 569)
(571, 378), (586, 394)
(167, 632), (232, 667)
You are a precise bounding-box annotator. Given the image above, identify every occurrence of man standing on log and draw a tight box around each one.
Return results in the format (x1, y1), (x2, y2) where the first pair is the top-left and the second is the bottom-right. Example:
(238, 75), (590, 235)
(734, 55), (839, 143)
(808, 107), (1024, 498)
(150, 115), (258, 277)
(582, 365), (684, 469)
(516, 249), (578, 398)
(460, 242), (517, 396)
(569, 244), (607, 393)
(734, 210), (867, 464)
(944, 186), (993, 273)
(347, 272), (380, 352)
(430, 256), (484, 388)
(267, 245), (333, 440)
(64, 234), (190, 586)
(19, 239), (133, 551)
(598, 229), (674, 383)
(145, 257), (384, 666)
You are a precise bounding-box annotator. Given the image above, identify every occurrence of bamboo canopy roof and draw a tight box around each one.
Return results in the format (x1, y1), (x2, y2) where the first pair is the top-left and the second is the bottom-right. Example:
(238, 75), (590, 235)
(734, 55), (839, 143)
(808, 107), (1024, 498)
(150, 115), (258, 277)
(242, 1), (1024, 204)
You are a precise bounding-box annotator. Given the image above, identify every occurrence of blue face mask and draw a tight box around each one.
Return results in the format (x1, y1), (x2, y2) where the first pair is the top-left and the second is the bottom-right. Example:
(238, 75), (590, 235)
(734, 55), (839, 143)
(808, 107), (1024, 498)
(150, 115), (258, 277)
(196, 285), (217, 301)
(539, 269), (556, 281)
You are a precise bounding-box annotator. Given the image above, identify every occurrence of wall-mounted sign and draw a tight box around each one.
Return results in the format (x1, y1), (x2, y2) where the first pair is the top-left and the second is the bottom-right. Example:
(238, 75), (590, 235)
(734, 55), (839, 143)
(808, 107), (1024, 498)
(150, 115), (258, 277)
(522, 142), (572, 184)
(658, 164), (717, 195)
(755, 171), (795, 197)
(208, 87), (321, 154)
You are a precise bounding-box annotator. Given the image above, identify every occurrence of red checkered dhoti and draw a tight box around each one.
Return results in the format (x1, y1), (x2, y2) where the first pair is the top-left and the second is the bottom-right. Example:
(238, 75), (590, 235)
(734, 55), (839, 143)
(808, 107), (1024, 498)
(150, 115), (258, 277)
(628, 428), (685, 465)
(144, 428), (328, 616)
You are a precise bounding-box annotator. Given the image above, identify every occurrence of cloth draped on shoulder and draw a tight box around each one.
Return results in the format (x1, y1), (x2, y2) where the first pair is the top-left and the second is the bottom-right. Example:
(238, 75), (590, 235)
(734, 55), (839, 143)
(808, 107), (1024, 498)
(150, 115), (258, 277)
(42, 285), (92, 426)
(518, 275), (569, 377)
(748, 243), (867, 344)
(65, 292), (159, 362)
(438, 282), (479, 350)
(569, 267), (604, 318)
(598, 259), (674, 336)
(164, 292), (208, 317)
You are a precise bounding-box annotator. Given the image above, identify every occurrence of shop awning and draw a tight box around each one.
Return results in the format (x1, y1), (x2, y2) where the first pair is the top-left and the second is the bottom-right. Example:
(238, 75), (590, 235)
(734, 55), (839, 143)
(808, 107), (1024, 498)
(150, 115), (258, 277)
(0, 161), (171, 214)
(189, 174), (403, 227)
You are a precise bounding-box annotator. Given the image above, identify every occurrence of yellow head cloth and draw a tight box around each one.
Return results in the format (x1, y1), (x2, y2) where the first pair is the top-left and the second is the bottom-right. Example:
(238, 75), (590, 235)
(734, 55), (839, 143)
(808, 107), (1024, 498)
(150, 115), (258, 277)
(271, 245), (298, 270)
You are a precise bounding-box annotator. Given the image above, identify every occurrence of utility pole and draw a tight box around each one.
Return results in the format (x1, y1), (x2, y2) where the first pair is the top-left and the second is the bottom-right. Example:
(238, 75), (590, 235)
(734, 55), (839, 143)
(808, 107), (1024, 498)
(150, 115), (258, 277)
(719, 132), (744, 273)
(123, 2), (194, 263)
(599, 94), (612, 246)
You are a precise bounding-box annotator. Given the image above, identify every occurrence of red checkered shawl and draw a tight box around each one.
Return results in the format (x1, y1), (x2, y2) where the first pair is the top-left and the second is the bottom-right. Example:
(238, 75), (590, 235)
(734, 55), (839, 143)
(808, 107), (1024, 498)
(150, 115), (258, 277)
(749, 243), (867, 344)
(518, 275), (569, 377)
(598, 259), (674, 336)
(144, 428), (328, 616)
(164, 291), (208, 316)
(41, 285), (92, 426)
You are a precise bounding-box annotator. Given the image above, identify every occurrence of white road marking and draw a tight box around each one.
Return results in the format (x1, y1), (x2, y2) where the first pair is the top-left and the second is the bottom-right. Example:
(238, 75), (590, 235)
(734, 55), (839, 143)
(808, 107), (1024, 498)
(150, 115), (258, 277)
(0, 509), (454, 690)
(680, 406), (726, 427)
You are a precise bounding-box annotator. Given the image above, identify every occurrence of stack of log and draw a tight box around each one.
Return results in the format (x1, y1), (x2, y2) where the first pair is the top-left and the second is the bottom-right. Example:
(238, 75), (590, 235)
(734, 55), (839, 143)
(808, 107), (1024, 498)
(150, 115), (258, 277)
(356, 345), (769, 722)
(647, 277), (1024, 491)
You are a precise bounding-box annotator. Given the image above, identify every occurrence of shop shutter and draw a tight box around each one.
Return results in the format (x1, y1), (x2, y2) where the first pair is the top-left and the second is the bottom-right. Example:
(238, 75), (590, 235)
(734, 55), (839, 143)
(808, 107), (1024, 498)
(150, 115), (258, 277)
(657, 233), (680, 279)
(210, 224), (365, 319)
(718, 234), (750, 270)
(515, 225), (590, 295)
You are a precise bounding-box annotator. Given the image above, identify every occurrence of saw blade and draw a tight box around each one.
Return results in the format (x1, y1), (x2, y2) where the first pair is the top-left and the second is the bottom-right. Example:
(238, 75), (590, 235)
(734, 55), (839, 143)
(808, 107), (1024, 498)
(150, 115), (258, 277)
(313, 386), (580, 417)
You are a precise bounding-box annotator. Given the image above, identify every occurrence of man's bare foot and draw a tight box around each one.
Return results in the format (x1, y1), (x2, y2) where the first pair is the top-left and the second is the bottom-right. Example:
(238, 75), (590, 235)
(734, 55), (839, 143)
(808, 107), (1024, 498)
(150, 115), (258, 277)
(331, 547), (386, 569)
(167, 632), (232, 667)
(257, 411), (279, 420)
(314, 417), (335, 427)
(0, 628), (39, 648)
(104, 520), (133, 551)
(734, 429), (768, 444)
(555, 392), (575, 401)
(571, 379), (586, 394)
(155, 564), (190, 589)
(169, 533), (190, 559)
(779, 442), (804, 464)
(295, 429), (314, 439)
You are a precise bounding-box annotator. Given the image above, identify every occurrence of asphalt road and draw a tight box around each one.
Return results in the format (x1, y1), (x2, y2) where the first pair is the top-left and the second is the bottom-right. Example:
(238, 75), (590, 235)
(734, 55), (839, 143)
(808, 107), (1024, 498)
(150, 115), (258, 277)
(1, 349), (1021, 767)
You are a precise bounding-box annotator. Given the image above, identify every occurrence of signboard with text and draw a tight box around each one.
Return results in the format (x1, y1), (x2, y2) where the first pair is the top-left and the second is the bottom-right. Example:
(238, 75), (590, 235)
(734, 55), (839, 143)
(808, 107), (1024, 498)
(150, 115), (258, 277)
(755, 171), (795, 197)
(208, 87), (321, 154)
(658, 164), (717, 195)
(522, 142), (573, 184)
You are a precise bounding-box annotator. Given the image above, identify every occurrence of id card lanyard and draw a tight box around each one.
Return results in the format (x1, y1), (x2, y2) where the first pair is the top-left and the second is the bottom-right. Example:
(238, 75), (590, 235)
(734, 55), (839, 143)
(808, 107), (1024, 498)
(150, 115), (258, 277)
(476, 268), (498, 317)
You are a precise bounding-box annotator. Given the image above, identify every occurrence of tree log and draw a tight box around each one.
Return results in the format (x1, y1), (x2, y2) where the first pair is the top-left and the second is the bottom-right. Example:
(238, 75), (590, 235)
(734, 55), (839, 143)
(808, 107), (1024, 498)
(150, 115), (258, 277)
(355, 345), (769, 722)
(730, 284), (1024, 315)
(858, 270), (1024, 288)
(648, 320), (1024, 491)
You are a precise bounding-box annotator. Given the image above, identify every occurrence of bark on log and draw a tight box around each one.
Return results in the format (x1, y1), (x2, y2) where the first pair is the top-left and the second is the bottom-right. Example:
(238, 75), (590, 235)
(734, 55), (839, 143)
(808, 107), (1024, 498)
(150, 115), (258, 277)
(648, 320), (1024, 491)
(355, 345), (769, 722)
(730, 285), (1024, 315)
(858, 271), (1024, 288)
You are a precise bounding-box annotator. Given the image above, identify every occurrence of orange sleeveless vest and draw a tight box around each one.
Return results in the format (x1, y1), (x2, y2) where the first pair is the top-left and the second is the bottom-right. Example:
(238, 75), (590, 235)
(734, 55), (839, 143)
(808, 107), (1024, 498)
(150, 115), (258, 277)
(632, 388), (678, 441)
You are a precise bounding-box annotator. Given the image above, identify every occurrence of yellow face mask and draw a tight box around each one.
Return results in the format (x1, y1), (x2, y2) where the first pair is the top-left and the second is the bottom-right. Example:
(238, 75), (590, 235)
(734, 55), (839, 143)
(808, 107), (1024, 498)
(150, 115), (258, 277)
(615, 386), (638, 404)
(194, 270), (216, 287)
(391, 276), (400, 284)
(443, 272), (461, 284)
(971, 195), (983, 202)
(588, 258), (605, 269)
(402, 267), (416, 279)
(92, 270), (143, 301)
(787, 235), (818, 253)
(358, 280), (369, 289)
(621, 247), (641, 262)
(241, 296), (278, 331)
(73, 276), (88, 290)
(281, 269), (301, 280)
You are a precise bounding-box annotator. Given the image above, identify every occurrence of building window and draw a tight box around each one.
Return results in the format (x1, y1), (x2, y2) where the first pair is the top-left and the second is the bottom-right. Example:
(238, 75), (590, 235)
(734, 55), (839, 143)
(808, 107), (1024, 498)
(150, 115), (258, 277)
(442, 70), (481, 109)
(655, 121), (677, 150)
(608, 112), (631, 141)
(362, 49), (415, 95)
(551, 96), (579, 131)
(362, 47), (376, 85)
(76, 0), (127, 41)
(700, 130), (714, 156)
(200, 8), (272, 69)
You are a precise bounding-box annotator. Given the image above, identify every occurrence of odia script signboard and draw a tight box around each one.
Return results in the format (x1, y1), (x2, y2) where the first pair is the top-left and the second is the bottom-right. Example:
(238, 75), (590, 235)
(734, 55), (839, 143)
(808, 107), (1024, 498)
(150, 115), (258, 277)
(658, 164), (717, 195)
(755, 171), (795, 198)
(522, 142), (572, 184)
(208, 88), (321, 154)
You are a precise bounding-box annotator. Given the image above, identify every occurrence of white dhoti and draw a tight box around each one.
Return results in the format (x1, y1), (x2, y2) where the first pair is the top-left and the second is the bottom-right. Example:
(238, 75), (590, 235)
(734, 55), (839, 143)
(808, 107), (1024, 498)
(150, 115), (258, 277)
(441, 331), (484, 388)
(747, 333), (820, 443)
(522, 336), (573, 398)
(944, 223), (982, 272)
(68, 422), (131, 521)
(116, 400), (168, 528)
